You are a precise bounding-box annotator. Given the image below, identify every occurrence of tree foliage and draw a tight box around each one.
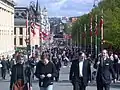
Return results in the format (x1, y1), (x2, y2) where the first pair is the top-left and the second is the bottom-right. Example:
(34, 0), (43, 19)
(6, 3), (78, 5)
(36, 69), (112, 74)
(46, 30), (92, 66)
(72, 0), (120, 49)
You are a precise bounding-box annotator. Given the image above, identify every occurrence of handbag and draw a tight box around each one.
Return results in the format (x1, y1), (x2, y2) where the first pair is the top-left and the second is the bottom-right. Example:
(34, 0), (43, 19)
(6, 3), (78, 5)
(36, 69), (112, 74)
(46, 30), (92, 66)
(12, 64), (29, 90)
(13, 79), (25, 90)
(40, 78), (53, 87)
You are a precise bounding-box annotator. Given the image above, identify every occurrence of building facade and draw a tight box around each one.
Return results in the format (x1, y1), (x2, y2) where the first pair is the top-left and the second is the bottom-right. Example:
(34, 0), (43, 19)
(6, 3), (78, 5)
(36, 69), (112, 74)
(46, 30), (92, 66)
(0, 0), (15, 56)
(14, 26), (29, 49)
(14, 5), (52, 54)
(14, 7), (30, 50)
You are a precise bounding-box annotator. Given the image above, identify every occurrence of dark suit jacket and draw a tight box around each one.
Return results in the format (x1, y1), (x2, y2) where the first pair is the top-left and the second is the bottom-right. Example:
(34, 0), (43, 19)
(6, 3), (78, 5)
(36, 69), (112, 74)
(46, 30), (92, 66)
(94, 58), (116, 85)
(69, 59), (91, 86)
(35, 61), (56, 87)
(1, 60), (7, 70)
(10, 63), (32, 90)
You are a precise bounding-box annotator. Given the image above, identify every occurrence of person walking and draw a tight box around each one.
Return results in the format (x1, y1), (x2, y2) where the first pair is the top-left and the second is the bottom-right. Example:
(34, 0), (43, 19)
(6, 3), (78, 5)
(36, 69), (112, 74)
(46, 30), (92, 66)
(1, 56), (7, 79)
(94, 49), (116, 90)
(10, 54), (32, 90)
(69, 52), (91, 90)
(35, 52), (56, 90)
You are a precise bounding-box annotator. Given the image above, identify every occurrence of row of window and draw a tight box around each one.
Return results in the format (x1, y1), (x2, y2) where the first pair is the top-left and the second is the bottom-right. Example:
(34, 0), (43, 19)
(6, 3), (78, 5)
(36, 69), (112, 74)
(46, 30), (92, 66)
(14, 38), (23, 45)
(0, 7), (13, 25)
(14, 27), (30, 35)
(0, 30), (13, 35)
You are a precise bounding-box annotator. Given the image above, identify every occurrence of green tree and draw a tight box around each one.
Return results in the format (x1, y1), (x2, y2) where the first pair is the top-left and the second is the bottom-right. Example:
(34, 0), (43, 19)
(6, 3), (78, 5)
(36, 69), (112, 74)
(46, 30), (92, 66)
(72, 0), (120, 50)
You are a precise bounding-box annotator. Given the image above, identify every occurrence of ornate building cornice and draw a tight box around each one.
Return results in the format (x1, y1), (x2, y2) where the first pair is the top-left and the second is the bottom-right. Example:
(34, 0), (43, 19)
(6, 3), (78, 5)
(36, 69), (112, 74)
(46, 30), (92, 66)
(1, 0), (15, 7)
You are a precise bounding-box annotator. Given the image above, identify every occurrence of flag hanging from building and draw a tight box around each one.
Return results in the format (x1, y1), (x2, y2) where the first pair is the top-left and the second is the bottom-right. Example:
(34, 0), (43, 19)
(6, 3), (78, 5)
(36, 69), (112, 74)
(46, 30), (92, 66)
(40, 31), (50, 41)
(30, 22), (40, 36)
(31, 22), (36, 36)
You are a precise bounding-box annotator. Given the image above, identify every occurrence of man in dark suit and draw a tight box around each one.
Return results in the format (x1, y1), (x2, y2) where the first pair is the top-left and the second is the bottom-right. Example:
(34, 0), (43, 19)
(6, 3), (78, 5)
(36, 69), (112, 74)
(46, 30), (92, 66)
(94, 49), (116, 90)
(1, 56), (7, 79)
(69, 53), (91, 90)
(10, 55), (32, 90)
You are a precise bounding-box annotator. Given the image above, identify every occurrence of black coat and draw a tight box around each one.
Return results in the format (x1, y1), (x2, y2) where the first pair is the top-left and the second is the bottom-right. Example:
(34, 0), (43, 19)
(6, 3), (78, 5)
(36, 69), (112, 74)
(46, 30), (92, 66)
(94, 58), (116, 85)
(69, 59), (91, 86)
(10, 63), (32, 90)
(1, 60), (7, 70)
(35, 61), (56, 87)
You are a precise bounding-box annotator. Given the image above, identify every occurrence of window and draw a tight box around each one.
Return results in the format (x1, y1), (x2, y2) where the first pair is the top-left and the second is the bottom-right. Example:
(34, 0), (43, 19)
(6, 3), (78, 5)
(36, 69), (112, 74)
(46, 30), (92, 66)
(11, 30), (13, 35)
(14, 27), (16, 35)
(14, 38), (16, 45)
(19, 27), (23, 35)
(19, 38), (23, 45)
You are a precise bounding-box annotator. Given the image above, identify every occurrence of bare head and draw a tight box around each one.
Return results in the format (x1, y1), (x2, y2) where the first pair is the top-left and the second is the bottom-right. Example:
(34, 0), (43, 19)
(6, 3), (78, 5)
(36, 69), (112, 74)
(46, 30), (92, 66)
(41, 52), (50, 64)
(102, 49), (109, 58)
(79, 53), (86, 61)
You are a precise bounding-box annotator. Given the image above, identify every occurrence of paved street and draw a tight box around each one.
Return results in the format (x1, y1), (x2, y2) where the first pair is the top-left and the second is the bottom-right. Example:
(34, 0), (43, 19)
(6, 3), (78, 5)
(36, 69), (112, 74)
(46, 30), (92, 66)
(0, 65), (120, 90)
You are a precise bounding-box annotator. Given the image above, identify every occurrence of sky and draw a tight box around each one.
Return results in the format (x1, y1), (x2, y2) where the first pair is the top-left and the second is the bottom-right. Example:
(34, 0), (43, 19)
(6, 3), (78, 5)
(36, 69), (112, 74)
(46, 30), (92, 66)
(13, 0), (100, 17)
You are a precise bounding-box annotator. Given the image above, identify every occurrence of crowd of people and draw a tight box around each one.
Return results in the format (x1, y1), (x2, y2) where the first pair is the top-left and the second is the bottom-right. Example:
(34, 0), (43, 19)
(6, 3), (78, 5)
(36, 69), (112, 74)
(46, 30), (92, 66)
(0, 47), (120, 90)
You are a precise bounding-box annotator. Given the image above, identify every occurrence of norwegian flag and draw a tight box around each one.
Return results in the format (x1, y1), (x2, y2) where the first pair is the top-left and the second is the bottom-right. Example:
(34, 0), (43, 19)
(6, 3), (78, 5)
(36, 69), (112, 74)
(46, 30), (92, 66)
(42, 31), (48, 37)
(90, 15), (93, 36)
(82, 32), (86, 39)
(95, 15), (98, 36)
(30, 22), (40, 36)
(31, 22), (36, 36)
(100, 15), (104, 33)
(40, 31), (50, 41)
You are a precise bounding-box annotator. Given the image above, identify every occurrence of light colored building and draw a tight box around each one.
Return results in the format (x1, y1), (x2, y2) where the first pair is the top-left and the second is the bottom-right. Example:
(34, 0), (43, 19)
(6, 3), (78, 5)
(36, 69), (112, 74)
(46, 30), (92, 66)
(14, 6), (51, 52)
(0, 0), (15, 56)
(14, 7), (29, 50)
(14, 25), (29, 49)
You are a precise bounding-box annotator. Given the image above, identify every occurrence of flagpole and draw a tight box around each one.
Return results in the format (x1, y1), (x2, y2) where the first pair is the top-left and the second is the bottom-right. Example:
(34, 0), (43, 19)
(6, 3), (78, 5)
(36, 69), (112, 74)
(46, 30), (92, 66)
(84, 24), (86, 51)
(80, 25), (82, 49)
(100, 9), (104, 51)
(90, 14), (93, 55)
(95, 15), (98, 58)
(76, 29), (78, 47)
(77, 29), (79, 47)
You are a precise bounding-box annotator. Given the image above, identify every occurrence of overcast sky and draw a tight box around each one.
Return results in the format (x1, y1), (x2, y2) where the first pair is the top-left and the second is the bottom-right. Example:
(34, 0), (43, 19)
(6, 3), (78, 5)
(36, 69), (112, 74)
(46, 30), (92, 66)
(13, 0), (100, 17)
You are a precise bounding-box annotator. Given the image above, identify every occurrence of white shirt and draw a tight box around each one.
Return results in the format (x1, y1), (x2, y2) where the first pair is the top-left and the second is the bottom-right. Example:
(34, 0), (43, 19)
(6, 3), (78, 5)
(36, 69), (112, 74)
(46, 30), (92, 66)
(79, 61), (84, 77)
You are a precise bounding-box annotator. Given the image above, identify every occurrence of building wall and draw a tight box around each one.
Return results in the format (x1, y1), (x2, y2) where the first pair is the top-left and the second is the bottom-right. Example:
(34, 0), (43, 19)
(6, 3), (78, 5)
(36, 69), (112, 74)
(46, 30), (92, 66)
(0, 0), (14, 56)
